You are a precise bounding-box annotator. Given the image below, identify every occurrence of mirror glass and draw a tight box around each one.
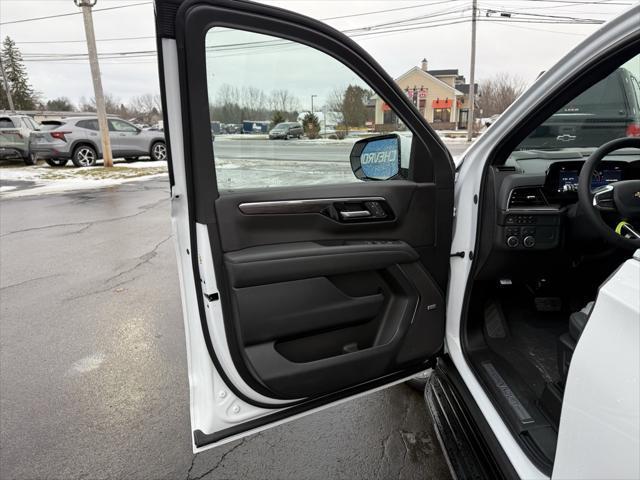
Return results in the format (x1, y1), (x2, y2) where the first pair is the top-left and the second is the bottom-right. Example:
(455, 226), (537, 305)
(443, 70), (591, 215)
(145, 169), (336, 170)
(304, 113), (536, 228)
(351, 135), (400, 180)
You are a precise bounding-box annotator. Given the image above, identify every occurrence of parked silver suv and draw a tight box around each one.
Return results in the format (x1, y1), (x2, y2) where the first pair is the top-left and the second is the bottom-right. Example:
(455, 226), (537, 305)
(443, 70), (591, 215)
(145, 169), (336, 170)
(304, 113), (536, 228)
(30, 117), (166, 167)
(0, 114), (40, 165)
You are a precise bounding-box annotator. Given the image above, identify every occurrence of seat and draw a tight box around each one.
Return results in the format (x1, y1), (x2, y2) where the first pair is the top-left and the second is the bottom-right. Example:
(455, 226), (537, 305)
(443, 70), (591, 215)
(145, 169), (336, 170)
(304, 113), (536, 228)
(558, 301), (594, 382)
(569, 309), (589, 341)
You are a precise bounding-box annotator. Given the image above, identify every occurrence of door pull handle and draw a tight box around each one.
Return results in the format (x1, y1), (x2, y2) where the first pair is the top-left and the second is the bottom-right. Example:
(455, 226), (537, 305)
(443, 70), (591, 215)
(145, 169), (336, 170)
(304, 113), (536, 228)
(339, 210), (371, 219)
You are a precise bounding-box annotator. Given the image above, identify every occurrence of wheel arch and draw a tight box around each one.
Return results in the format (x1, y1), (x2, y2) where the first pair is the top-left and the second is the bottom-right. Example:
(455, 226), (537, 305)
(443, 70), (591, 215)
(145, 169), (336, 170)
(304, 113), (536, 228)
(70, 140), (101, 158)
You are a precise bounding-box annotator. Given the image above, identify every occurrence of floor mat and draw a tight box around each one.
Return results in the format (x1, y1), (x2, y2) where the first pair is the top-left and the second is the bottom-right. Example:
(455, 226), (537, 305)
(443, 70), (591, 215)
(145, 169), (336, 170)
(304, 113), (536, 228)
(483, 295), (567, 396)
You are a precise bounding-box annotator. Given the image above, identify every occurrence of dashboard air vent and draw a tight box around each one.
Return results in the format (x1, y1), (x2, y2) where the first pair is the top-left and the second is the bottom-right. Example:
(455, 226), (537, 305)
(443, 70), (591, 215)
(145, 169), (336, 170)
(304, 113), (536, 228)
(508, 187), (548, 209)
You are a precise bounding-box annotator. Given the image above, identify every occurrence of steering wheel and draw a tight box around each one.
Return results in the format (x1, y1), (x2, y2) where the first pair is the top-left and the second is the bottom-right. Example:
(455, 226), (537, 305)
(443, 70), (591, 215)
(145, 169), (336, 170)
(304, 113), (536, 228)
(578, 137), (640, 249)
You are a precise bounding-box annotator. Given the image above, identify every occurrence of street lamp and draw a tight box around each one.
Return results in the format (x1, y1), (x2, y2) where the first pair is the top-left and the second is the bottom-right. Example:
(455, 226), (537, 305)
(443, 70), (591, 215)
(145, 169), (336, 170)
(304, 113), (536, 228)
(311, 94), (317, 114)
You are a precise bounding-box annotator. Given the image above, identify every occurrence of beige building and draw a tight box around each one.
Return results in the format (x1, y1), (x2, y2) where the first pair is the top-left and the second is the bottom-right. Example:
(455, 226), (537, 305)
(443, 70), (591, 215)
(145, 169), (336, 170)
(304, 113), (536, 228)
(373, 59), (476, 131)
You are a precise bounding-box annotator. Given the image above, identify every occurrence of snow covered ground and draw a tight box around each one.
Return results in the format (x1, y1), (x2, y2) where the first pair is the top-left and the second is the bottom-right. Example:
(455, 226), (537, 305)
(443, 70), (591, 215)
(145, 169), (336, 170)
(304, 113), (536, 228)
(0, 160), (168, 198)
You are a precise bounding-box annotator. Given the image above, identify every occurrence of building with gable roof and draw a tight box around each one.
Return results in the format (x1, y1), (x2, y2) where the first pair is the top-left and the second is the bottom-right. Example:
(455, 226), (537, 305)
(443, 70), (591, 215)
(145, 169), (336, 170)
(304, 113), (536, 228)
(372, 58), (478, 131)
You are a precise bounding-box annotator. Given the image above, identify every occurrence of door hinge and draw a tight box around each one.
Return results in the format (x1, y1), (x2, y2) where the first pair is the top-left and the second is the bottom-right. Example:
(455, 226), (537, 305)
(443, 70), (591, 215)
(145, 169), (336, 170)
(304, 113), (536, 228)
(450, 251), (466, 258)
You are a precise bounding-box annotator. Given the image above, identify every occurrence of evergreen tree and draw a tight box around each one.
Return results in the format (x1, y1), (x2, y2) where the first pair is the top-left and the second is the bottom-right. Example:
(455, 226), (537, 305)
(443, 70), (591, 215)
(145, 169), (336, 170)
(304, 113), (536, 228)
(341, 85), (369, 131)
(1, 36), (36, 110)
(46, 97), (75, 111)
(302, 112), (320, 139)
(271, 111), (286, 128)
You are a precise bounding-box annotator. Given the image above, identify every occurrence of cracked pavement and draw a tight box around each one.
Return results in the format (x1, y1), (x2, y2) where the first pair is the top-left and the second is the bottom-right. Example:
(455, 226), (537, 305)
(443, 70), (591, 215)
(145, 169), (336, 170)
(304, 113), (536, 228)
(0, 176), (450, 480)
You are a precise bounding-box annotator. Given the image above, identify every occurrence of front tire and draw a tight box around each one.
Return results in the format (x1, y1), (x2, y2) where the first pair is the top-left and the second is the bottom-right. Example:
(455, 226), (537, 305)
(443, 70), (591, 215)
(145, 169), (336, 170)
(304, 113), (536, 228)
(46, 158), (68, 167)
(72, 145), (97, 167)
(24, 152), (37, 166)
(150, 141), (167, 161)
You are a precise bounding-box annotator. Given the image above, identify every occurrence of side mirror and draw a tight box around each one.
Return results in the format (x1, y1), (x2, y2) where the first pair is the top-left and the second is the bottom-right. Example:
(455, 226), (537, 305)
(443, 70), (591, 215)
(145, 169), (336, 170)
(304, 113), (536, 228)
(349, 134), (400, 181)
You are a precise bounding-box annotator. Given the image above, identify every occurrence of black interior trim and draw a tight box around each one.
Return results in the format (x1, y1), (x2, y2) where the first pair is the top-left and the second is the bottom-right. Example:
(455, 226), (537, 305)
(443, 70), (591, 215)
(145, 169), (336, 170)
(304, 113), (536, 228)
(225, 241), (419, 287)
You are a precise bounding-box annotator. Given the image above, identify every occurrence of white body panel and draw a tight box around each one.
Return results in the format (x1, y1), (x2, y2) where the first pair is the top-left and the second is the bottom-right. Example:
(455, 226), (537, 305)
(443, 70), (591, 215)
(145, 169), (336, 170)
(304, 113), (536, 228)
(553, 252), (640, 480)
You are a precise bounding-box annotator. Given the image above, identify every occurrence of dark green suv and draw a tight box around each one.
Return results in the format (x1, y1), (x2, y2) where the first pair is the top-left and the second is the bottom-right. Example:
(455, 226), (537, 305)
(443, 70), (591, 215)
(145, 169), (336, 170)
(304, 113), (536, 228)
(518, 67), (640, 150)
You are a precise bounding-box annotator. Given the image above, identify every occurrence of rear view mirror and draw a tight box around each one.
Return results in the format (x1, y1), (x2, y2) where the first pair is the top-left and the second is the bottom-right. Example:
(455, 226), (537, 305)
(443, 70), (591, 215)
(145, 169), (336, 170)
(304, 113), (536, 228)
(350, 134), (400, 181)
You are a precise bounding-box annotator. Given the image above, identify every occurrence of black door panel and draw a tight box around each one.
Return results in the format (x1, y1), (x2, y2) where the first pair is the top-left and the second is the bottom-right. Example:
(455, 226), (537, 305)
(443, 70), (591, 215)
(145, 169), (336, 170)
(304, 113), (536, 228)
(215, 181), (438, 252)
(157, 0), (454, 436)
(225, 256), (444, 398)
(224, 240), (419, 287)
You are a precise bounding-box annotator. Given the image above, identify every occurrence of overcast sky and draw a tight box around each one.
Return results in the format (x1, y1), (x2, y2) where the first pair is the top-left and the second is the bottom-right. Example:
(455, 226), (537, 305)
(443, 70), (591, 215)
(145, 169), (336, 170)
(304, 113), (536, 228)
(0, 0), (636, 109)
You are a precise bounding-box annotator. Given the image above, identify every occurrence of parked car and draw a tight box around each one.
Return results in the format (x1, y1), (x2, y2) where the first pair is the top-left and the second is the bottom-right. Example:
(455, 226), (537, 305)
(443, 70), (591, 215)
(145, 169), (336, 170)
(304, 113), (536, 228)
(519, 67), (640, 150)
(0, 114), (40, 165)
(268, 122), (303, 139)
(224, 123), (241, 134)
(156, 1), (640, 479)
(29, 117), (167, 167)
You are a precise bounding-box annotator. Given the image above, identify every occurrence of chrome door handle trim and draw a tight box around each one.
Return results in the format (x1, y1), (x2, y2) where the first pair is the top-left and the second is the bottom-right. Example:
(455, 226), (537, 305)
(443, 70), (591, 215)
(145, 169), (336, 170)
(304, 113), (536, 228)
(238, 197), (386, 215)
(339, 210), (371, 219)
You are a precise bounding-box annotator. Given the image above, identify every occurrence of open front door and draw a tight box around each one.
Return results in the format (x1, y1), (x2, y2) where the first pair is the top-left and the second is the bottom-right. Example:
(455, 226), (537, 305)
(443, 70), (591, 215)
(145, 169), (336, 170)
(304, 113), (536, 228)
(156, 0), (455, 451)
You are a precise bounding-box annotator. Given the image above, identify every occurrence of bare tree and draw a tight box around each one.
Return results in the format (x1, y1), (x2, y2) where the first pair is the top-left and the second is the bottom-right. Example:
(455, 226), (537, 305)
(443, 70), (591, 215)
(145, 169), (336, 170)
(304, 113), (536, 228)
(128, 93), (162, 123)
(77, 93), (120, 114)
(477, 73), (526, 117)
(241, 86), (266, 113)
(269, 89), (300, 113)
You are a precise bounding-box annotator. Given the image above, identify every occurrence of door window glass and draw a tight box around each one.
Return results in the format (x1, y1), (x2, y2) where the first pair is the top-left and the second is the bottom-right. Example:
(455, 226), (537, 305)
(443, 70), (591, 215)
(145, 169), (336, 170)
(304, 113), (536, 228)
(0, 117), (15, 128)
(205, 27), (411, 191)
(77, 119), (99, 131)
(110, 119), (138, 132)
(433, 108), (450, 123)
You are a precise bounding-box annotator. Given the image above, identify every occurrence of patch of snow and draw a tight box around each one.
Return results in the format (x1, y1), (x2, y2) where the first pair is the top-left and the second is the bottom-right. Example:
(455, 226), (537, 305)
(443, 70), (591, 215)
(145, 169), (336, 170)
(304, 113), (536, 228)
(1, 160), (168, 198)
(67, 353), (105, 375)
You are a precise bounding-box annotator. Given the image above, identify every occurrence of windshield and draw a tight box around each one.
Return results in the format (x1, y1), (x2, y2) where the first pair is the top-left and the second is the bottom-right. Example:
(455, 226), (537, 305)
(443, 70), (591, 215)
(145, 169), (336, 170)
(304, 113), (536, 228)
(512, 54), (640, 156)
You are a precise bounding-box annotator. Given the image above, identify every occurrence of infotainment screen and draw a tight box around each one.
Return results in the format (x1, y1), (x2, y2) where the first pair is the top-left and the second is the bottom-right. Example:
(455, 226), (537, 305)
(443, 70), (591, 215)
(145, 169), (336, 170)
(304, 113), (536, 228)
(556, 166), (623, 193)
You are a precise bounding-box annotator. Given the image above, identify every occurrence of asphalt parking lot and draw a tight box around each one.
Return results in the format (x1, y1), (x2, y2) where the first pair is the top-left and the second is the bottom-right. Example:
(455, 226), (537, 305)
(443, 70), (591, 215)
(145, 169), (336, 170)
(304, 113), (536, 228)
(0, 175), (452, 480)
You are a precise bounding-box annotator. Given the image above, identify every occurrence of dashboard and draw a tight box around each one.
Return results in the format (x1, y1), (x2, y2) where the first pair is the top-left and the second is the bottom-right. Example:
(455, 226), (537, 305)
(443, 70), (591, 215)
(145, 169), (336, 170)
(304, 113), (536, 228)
(544, 160), (628, 199)
(495, 159), (640, 251)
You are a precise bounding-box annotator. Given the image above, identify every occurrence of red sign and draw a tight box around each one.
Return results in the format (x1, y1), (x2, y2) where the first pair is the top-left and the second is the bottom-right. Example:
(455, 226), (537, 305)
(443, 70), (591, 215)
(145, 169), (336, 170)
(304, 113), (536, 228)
(382, 102), (391, 112)
(432, 99), (452, 109)
(418, 88), (427, 99)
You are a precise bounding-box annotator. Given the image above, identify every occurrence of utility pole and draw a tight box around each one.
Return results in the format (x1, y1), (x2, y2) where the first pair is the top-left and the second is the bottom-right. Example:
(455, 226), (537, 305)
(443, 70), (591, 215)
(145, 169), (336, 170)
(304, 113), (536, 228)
(75, 0), (113, 167)
(0, 56), (15, 111)
(466, 0), (477, 142)
(311, 94), (317, 114)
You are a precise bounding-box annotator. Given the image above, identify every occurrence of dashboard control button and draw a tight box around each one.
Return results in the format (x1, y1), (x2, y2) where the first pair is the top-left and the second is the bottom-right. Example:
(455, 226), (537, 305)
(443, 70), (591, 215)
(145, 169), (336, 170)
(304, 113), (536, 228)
(506, 236), (519, 248)
(523, 236), (536, 248)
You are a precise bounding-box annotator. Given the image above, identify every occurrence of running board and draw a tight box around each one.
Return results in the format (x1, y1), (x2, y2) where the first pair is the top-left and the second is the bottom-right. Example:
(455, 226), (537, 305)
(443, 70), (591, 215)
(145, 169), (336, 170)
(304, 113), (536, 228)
(425, 356), (519, 480)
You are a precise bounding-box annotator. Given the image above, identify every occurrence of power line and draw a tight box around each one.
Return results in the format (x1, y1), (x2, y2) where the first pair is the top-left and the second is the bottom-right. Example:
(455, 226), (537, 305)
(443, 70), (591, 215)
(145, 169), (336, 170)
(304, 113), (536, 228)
(321, 0), (461, 20)
(17, 4), (612, 63)
(16, 35), (155, 45)
(0, 1), (152, 26)
(519, 0), (632, 4)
